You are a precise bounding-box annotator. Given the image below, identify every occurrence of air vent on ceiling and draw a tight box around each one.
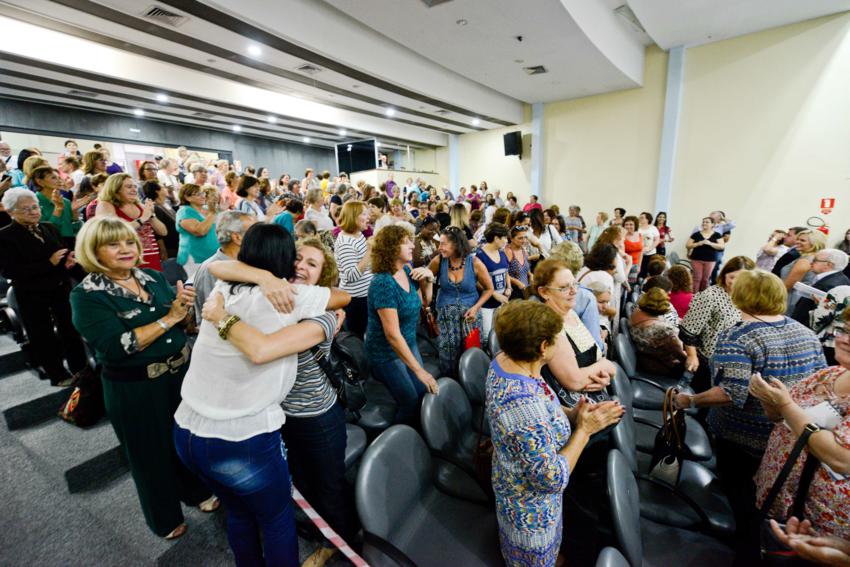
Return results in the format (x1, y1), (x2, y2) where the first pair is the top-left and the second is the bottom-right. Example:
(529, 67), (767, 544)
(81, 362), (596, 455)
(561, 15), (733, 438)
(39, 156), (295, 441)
(67, 89), (99, 98)
(295, 64), (322, 75)
(523, 65), (548, 75)
(420, 0), (454, 6)
(191, 111), (214, 119)
(141, 6), (188, 27)
(614, 5), (647, 34)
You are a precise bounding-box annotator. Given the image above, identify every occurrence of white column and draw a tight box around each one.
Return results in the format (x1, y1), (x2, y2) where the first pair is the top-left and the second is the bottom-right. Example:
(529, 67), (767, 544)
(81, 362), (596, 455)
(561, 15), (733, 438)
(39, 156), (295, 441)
(448, 133), (459, 193)
(530, 102), (544, 200)
(654, 46), (686, 213)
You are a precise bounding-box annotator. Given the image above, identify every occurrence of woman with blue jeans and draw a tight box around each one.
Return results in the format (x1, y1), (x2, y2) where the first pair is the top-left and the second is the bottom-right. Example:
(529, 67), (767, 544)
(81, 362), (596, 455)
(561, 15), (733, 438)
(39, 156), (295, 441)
(366, 225), (439, 425)
(173, 224), (350, 566)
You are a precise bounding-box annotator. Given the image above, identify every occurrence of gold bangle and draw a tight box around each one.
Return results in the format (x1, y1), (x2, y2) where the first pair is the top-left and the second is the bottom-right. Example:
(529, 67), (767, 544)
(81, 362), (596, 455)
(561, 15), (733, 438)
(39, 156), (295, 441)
(217, 315), (241, 340)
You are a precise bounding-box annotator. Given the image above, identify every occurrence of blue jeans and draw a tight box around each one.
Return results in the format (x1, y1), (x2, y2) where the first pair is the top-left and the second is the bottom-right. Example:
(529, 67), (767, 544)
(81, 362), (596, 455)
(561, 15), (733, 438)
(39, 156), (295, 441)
(371, 345), (426, 426)
(173, 426), (298, 567)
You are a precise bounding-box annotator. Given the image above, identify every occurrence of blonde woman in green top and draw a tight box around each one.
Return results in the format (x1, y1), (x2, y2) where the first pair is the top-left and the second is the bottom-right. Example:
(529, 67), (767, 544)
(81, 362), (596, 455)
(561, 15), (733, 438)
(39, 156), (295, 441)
(70, 217), (216, 540)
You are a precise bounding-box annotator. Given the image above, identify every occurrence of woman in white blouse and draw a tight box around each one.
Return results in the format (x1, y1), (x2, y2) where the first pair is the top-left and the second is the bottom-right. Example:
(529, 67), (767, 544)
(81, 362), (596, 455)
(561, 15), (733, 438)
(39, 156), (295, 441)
(173, 223), (349, 567)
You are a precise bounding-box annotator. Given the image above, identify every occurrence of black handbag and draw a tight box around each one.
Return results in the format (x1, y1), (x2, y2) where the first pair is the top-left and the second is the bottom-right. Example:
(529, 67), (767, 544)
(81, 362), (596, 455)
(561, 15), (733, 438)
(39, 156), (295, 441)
(310, 331), (368, 415)
(648, 387), (687, 486)
(541, 332), (611, 409)
(757, 426), (821, 565)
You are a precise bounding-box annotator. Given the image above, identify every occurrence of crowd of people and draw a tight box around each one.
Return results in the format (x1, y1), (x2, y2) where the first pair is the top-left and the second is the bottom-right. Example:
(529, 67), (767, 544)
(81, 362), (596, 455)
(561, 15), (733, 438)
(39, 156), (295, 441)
(0, 138), (849, 567)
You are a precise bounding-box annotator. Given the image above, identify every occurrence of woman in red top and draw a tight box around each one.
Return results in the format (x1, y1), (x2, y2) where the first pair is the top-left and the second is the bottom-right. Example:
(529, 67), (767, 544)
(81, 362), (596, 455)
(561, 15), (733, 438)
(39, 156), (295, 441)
(623, 215), (643, 269)
(95, 173), (167, 271)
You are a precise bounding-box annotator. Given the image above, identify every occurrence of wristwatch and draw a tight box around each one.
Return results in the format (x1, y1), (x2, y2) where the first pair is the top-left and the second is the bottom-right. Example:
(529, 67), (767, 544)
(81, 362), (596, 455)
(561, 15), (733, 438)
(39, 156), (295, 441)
(804, 422), (822, 435)
(217, 314), (240, 340)
(689, 395), (696, 409)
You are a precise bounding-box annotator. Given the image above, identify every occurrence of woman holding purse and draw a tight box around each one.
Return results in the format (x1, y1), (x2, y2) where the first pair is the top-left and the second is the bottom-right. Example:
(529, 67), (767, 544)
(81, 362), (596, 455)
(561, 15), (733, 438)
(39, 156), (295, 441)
(750, 308), (850, 541)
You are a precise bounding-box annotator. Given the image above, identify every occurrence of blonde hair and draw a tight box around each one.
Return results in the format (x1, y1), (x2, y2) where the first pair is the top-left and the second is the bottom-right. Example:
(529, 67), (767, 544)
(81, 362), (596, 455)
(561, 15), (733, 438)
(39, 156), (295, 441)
(338, 200), (366, 233)
(99, 173), (137, 207)
(22, 156), (49, 183)
(548, 241), (584, 274)
(297, 237), (338, 287)
(82, 150), (103, 175)
(450, 203), (469, 229)
(797, 229), (827, 256)
(75, 217), (143, 273)
(731, 269), (787, 316)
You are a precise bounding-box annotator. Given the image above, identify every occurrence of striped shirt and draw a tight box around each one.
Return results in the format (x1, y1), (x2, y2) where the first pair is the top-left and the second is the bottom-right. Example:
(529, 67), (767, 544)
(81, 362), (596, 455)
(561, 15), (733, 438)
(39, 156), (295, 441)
(335, 232), (372, 298)
(708, 318), (827, 455)
(281, 312), (338, 417)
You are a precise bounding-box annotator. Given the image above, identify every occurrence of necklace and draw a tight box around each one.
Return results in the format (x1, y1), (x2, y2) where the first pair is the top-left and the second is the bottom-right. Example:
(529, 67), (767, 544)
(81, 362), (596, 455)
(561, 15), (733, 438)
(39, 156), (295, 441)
(449, 258), (465, 271)
(108, 272), (134, 282)
(746, 312), (786, 326)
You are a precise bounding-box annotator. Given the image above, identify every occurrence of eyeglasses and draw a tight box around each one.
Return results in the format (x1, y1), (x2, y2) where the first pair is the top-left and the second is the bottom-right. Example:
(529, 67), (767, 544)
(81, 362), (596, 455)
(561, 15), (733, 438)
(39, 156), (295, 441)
(17, 205), (41, 213)
(545, 283), (579, 293)
(833, 327), (850, 339)
(812, 258), (831, 265)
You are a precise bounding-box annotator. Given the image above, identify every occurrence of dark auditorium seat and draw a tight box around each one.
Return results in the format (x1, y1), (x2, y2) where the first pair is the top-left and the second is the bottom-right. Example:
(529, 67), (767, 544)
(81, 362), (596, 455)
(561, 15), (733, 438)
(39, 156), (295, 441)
(356, 379), (397, 439)
(487, 328), (500, 357)
(596, 547), (629, 567)
(421, 378), (489, 503)
(355, 425), (503, 567)
(609, 403), (734, 537)
(161, 258), (188, 287)
(458, 347), (491, 434)
(344, 423), (367, 470)
(614, 333), (692, 411)
(607, 449), (734, 567)
(609, 363), (712, 465)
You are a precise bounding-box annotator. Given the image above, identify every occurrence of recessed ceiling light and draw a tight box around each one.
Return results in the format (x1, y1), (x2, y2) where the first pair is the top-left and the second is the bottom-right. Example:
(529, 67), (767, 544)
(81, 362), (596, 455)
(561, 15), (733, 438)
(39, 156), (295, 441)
(456, 19), (468, 26)
(375, 142), (381, 147)
(247, 45), (262, 57)
(129, 128), (141, 133)
(385, 107), (396, 117)
(471, 118), (480, 126)
(232, 125), (242, 132)
(338, 129), (347, 136)
(266, 115), (277, 123)
(155, 93), (168, 103)
(302, 137), (310, 143)
(133, 108), (145, 117)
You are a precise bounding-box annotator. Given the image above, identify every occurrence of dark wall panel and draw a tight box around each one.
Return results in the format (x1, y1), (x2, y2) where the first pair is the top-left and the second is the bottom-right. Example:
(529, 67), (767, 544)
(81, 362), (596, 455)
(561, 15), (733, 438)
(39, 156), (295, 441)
(0, 99), (335, 177)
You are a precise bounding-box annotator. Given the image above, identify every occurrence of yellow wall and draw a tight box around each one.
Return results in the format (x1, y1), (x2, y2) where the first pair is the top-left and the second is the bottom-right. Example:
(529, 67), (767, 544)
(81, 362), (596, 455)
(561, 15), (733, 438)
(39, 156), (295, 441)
(671, 13), (850, 259)
(456, 124), (533, 201)
(542, 46), (667, 220)
(451, 13), (850, 258)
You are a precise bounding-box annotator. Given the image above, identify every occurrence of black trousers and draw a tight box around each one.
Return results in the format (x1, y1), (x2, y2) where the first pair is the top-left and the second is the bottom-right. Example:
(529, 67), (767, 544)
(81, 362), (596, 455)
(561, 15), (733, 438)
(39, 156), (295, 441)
(716, 438), (762, 561)
(16, 284), (87, 380)
(343, 295), (368, 339)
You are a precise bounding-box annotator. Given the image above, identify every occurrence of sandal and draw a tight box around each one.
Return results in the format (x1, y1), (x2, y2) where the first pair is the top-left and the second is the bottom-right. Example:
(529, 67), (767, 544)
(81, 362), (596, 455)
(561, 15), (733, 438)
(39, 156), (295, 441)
(198, 495), (220, 513)
(165, 523), (188, 540)
(301, 547), (337, 567)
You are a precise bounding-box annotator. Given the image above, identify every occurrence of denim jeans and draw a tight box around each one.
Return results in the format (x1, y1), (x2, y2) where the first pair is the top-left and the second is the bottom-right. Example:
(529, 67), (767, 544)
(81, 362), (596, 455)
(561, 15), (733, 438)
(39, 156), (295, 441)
(173, 426), (298, 567)
(371, 344), (426, 426)
(280, 402), (353, 547)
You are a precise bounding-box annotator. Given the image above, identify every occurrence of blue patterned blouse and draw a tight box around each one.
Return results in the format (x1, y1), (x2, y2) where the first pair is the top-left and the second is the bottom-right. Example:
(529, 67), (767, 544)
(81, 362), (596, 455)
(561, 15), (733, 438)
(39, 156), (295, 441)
(486, 357), (572, 567)
(708, 318), (827, 455)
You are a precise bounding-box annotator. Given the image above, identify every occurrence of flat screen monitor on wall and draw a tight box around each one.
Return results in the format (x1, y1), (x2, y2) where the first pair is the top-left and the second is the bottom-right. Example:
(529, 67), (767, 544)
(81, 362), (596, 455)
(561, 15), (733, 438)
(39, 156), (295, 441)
(504, 131), (522, 157)
(336, 139), (377, 173)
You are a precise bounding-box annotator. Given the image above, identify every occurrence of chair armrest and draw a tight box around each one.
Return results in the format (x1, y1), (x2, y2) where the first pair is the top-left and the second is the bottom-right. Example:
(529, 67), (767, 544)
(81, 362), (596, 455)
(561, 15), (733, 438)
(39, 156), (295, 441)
(637, 473), (712, 531)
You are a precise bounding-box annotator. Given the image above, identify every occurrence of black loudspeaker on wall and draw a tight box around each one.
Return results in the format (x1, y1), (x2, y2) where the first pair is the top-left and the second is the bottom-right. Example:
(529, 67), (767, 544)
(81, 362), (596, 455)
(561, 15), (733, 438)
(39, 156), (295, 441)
(503, 131), (522, 157)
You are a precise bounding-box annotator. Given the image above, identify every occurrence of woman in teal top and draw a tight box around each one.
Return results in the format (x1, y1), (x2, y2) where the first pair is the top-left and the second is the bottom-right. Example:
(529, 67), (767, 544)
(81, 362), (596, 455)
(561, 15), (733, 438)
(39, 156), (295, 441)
(31, 166), (81, 246)
(70, 217), (216, 540)
(175, 183), (217, 277)
(365, 225), (438, 425)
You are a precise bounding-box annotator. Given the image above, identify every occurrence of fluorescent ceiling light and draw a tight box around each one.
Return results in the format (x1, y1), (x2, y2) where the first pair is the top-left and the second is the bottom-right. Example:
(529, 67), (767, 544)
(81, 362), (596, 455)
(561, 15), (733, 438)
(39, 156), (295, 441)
(247, 45), (262, 57)
(471, 118), (480, 126)
(302, 137), (310, 143)
(155, 93), (168, 103)
(338, 129), (347, 136)
(232, 125), (242, 132)
(385, 107), (395, 117)
(266, 115), (277, 123)
(133, 108), (145, 116)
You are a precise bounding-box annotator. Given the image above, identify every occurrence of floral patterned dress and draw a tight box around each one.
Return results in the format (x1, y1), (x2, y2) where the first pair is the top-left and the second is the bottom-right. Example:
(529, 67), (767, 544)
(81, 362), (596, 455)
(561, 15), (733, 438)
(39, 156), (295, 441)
(754, 366), (850, 538)
(486, 358), (572, 567)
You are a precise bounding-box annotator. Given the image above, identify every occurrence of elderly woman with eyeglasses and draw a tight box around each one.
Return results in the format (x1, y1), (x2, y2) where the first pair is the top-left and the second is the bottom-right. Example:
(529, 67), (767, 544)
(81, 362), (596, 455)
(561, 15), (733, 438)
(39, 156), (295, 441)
(426, 225), (493, 376)
(0, 188), (88, 386)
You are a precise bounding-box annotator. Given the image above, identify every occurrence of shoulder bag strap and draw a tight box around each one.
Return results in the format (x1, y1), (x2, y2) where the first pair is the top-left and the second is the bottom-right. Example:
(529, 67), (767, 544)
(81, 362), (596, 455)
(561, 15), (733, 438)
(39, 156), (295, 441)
(790, 452), (821, 519)
(758, 427), (816, 519)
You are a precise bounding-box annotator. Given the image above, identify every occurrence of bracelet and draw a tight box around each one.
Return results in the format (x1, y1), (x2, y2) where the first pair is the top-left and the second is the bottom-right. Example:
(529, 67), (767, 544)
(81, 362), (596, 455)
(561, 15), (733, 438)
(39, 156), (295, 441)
(689, 395), (697, 409)
(218, 315), (241, 340)
(156, 318), (170, 331)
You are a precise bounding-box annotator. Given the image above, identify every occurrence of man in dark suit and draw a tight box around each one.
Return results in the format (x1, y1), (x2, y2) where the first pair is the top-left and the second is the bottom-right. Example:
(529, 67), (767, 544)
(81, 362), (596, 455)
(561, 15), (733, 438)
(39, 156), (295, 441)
(0, 188), (87, 385)
(791, 248), (850, 327)
(772, 226), (807, 277)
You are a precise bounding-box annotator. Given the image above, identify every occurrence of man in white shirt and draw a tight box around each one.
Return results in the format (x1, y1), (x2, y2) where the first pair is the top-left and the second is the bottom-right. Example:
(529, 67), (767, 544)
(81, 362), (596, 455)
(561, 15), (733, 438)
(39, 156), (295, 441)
(0, 142), (14, 170)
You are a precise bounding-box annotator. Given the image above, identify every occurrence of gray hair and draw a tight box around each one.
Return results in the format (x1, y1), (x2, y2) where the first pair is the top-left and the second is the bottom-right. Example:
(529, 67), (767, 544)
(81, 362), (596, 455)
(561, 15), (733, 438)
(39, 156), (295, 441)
(585, 281), (610, 297)
(2, 188), (38, 212)
(190, 162), (206, 174)
(305, 188), (323, 205)
(295, 219), (317, 236)
(819, 248), (849, 271)
(215, 210), (252, 245)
